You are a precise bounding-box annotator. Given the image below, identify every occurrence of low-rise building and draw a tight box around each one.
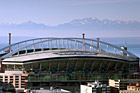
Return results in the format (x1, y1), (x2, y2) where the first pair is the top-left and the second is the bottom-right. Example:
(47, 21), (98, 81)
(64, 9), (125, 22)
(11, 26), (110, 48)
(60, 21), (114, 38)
(120, 83), (140, 93)
(80, 80), (117, 93)
(109, 79), (140, 90)
(0, 71), (28, 89)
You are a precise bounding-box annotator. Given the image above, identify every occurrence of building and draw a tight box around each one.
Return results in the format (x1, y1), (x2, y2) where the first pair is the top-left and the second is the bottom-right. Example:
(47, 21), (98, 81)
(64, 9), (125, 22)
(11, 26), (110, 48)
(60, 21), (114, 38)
(120, 83), (140, 93)
(0, 71), (28, 89)
(109, 79), (140, 90)
(80, 80), (118, 93)
(0, 35), (139, 92)
(81, 81), (111, 93)
(109, 79), (120, 89)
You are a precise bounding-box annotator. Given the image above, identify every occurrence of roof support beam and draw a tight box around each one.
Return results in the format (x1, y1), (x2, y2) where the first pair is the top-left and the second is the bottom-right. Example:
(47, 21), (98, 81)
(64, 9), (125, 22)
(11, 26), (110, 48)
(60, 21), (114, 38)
(25, 41), (27, 55)
(74, 60), (77, 71)
(106, 45), (109, 52)
(99, 62), (103, 73)
(66, 60), (69, 71)
(115, 63), (118, 71)
(77, 42), (79, 49)
(121, 63), (124, 71)
(14, 65), (15, 71)
(32, 40), (35, 53)
(62, 39), (64, 48)
(17, 44), (20, 56)
(31, 64), (33, 71)
(90, 61), (94, 71)
(83, 60), (86, 70)
(57, 61), (60, 71)
(47, 41), (49, 48)
(7, 65), (9, 71)
(90, 41), (93, 51)
(70, 40), (72, 49)
(40, 63), (42, 71)
(55, 40), (57, 48)
(75, 40), (77, 49)
(0, 38), (137, 60)
(129, 64), (131, 70)
(49, 62), (51, 71)
(58, 39), (60, 49)
(107, 62), (110, 72)
(66, 39), (68, 49)
(22, 64), (24, 71)
(50, 40), (52, 50)
(41, 40), (44, 52)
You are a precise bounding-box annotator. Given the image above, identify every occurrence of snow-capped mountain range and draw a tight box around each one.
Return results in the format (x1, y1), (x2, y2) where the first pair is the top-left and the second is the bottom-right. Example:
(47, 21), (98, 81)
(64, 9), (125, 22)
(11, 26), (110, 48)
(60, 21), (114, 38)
(57, 17), (140, 31)
(0, 17), (140, 37)
(0, 17), (140, 31)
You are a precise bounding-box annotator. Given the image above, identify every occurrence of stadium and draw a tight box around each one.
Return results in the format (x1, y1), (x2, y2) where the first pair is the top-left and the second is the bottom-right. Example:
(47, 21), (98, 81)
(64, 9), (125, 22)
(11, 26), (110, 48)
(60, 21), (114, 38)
(0, 34), (139, 92)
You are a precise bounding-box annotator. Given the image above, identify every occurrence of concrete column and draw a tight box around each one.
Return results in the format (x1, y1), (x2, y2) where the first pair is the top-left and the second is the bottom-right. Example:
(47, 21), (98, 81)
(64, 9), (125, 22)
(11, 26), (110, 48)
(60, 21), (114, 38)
(0, 58), (3, 72)
(13, 75), (15, 88)
(19, 76), (21, 88)
(3, 75), (5, 82)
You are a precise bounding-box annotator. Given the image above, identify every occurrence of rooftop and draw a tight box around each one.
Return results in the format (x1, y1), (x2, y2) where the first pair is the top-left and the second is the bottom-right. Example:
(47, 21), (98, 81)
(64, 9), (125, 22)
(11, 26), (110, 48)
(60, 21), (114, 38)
(128, 83), (140, 88)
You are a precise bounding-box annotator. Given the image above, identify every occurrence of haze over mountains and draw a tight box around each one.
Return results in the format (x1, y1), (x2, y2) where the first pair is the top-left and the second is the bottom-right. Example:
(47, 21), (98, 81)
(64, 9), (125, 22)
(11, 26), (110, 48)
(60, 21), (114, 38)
(0, 17), (140, 37)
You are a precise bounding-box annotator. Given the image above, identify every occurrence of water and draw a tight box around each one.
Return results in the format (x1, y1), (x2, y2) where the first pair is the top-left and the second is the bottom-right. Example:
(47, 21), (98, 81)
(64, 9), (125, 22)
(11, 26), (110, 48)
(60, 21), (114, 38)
(0, 37), (140, 57)
(100, 37), (140, 57)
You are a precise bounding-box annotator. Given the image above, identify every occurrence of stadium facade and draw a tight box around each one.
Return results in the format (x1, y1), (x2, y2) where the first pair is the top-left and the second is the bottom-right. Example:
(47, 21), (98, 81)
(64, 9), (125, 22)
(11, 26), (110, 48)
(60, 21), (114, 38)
(0, 34), (139, 91)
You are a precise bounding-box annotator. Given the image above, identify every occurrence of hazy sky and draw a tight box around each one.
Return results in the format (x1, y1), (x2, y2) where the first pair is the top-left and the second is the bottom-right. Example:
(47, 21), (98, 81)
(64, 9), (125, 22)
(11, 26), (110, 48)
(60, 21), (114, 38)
(0, 0), (140, 26)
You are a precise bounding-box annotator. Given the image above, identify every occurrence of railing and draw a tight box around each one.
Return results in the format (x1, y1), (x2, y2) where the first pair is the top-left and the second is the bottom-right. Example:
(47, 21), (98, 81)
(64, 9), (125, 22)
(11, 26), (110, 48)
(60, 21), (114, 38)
(28, 73), (131, 82)
(0, 38), (138, 61)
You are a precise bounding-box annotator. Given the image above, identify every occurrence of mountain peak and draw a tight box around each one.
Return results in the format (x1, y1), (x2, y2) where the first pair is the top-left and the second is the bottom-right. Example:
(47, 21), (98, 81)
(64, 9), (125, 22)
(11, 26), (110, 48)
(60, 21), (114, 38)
(22, 21), (37, 25)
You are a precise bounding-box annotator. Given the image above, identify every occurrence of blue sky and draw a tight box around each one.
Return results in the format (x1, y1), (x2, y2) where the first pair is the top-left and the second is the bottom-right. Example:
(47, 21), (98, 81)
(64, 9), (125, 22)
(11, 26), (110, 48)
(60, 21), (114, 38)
(0, 0), (140, 26)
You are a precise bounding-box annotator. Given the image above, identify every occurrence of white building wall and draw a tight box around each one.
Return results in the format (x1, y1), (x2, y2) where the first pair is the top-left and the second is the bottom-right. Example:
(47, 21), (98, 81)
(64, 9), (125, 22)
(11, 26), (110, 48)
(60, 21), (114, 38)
(80, 85), (92, 93)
